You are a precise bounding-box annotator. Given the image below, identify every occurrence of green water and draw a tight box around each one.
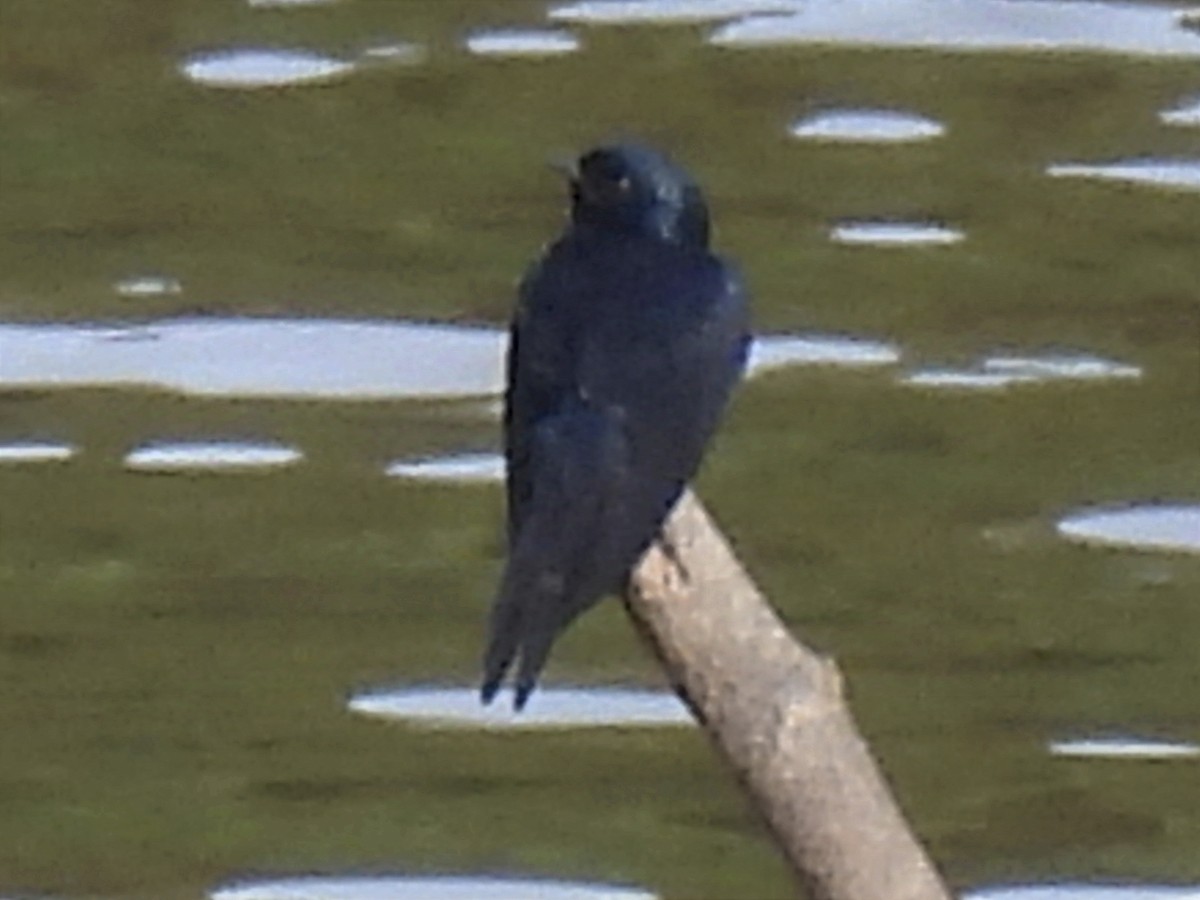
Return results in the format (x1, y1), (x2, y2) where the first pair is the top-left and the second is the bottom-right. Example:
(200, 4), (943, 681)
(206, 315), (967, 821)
(2, 2), (1199, 898)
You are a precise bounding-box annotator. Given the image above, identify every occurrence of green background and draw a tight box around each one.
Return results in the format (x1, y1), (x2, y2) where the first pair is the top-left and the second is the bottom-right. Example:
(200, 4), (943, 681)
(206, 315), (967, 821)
(1, 1), (1198, 897)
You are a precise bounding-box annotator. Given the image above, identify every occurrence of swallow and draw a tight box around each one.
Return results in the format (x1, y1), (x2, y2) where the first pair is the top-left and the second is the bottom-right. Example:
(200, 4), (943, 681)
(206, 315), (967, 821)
(482, 142), (751, 709)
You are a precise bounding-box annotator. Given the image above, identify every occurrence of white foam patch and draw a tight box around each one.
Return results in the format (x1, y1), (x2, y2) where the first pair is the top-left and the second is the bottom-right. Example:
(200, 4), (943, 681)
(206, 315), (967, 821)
(114, 275), (182, 298)
(385, 452), (504, 483)
(1049, 737), (1200, 760)
(211, 876), (657, 900)
(348, 687), (692, 730)
(1161, 96), (1200, 126)
(902, 353), (1142, 389)
(181, 50), (355, 88)
(968, 885), (1200, 899)
(359, 42), (425, 63)
(0, 318), (899, 399)
(549, 0), (797, 25)
(983, 355), (1141, 381)
(465, 30), (581, 56)
(1047, 159), (1200, 192)
(748, 334), (901, 372)
(0, 442), (77, 464)
(831, 222), (964, 246)
(249, 0), (336, 6)
(1057, 504), (1200, 554)
(710, 0), (1200, 57)
(790, 108), (944, 143)
(0, 318), (505, 400)
(124, 441), (303, 473)
(900, 370), (1039, 390)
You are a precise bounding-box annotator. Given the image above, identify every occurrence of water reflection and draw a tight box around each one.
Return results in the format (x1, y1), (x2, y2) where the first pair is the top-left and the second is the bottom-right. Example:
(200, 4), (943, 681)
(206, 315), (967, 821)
(1047, 159), (1200, 192)
(0, 318), (903, 398)
(710, 0), (1200, 57)
(348, 687), (692, 729)
(790, 108), (944, 143)
(549, 0), (797, 26)
(211, 875), (657, 900)
(124, 441), (303, 473)
(180, 49), (356, 89)
(1049, 737), (1200, 760)
(966, 886), (1200, 900)
(900, 353), (1142, 389)
(248, 0), (337, 7)
(114, 275), (182, 298)
(830, 222), (964, 246)
(900, 370), (1039, 390)
(1057, 505), (1200, 555)
(1161, 96), (1200, 127)
(982, 356), (1141, 381)
(465, 30), (581, 57)
(748, 333), (900, 370)
(385, 452), (504, 483)
(0, 319), (504, 399)
(0, 442), (76, 464)
(359, 43), (425, 64)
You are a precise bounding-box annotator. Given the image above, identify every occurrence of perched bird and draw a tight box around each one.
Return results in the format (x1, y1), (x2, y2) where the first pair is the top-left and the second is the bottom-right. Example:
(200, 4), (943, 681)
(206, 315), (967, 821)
(481, 142), (751, 710)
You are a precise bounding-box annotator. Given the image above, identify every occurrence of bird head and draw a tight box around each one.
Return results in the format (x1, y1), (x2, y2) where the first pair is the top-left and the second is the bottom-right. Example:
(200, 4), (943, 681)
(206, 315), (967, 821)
(565, 143), (710, 248)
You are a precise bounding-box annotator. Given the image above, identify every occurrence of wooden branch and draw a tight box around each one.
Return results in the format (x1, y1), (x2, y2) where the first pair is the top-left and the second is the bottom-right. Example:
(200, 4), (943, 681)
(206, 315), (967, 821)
(624, 490), (951, 900)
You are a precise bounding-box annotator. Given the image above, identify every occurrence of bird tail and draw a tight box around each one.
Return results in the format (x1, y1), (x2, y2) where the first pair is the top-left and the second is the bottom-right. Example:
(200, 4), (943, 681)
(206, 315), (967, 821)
(481, 408), (626, 710)
(480, 516), (584, 710)
(480, 406), (687, 710)
(480, 546), (562, 709)
(480, 584), (560, 711)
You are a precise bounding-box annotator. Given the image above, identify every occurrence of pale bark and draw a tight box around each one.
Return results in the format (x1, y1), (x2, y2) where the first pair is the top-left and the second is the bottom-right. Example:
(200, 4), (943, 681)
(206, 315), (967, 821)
(624, 490), (951, 900)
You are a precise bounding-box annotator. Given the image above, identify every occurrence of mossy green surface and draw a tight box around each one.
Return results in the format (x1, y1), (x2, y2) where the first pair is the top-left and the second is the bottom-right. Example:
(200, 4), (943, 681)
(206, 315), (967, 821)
(2, 2), (1199, 898)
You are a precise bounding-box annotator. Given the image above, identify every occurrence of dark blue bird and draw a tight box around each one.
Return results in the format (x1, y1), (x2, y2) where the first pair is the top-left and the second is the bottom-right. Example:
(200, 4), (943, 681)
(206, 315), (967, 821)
(481, 143), (751, 710)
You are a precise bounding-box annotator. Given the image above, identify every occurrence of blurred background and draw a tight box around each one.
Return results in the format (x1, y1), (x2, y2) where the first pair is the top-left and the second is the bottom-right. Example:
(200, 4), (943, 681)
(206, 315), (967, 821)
(1, 1), (1198, 897)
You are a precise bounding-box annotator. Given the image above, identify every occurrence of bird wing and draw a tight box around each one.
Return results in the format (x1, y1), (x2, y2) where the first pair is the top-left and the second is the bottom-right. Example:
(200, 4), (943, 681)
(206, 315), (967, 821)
(502, 249), (576, 547)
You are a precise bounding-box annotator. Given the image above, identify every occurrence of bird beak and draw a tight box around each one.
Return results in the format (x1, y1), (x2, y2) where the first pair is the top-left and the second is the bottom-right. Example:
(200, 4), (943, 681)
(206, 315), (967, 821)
(546, 154), (578, 181)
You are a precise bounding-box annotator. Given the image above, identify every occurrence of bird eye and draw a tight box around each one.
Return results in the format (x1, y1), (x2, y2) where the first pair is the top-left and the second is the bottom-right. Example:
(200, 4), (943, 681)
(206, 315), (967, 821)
(577, 164), (633, 208)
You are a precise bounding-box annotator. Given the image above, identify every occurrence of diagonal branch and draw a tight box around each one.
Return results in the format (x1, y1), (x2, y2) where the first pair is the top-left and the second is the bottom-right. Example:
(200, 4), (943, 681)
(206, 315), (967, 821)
(624, 490), (951, 900)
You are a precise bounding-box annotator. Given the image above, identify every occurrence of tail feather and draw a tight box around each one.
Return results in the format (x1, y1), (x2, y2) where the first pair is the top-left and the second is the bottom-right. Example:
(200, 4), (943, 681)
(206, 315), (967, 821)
(480, 556), (530, 705)
(481, 406), (643, 709)
(513, 616), (560, 711)
(482, 559), (566, 709)
(477, 628), (516, 705)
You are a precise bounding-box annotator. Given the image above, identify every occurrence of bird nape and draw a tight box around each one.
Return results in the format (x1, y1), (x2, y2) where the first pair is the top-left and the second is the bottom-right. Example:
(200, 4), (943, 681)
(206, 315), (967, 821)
(481, 142), (751, 710)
